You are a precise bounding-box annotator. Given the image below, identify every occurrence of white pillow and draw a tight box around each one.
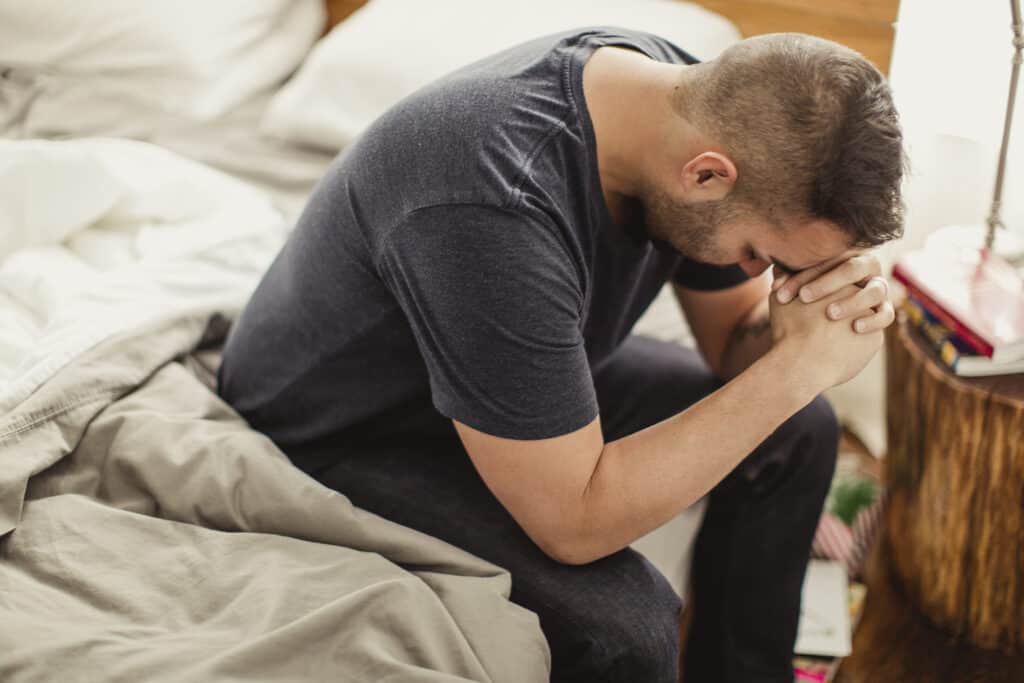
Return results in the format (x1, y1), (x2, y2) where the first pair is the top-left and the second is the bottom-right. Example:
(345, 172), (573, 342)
(261, 0), (741, 151)
(0, 0), (324, 138)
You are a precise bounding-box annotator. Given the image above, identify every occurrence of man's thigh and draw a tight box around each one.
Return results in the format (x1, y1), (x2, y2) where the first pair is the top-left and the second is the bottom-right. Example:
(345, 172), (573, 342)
(299, 439), (679, 682)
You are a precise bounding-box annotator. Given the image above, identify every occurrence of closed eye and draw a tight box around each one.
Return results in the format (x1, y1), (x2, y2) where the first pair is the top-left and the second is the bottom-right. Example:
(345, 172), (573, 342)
(771, 259), (799, 276)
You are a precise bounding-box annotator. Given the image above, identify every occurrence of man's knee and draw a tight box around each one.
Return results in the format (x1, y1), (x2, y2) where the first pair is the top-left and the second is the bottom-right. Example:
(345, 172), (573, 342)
(542, 552), (681, 683)
(731, 394), (839, 498)
(576, 593), (680, 682)
(787, 394), (840, 483)
(760, 394), (840, 501)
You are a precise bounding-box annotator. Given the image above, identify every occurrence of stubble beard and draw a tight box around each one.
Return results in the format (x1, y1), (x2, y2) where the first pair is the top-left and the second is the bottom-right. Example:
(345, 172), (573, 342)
(642, 188), (745, 264)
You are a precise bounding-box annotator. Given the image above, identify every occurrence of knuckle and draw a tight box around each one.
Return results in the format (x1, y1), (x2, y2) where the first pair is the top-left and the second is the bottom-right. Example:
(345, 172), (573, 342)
(802, 267), (827, 286)
(863, 253), (882, 271)
(843, 259), (865, 281)
(851, 286), (873, 305)
(851, 256), (876, 280)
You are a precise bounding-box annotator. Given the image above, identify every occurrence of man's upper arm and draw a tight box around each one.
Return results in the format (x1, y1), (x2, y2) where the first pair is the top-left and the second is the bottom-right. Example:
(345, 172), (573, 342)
(672, 274), (770, 375)
(377, 204), (597, 440)
(377, 205), (604, 558)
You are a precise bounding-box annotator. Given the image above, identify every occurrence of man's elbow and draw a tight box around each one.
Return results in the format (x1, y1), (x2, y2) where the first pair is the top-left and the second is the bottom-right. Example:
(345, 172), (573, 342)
(540, 539), (602, 566)
(531, 521), (606, 566)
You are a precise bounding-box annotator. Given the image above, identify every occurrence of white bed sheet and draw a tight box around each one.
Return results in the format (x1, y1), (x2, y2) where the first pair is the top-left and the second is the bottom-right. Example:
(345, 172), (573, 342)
(149, 90), (337, 220)
(0, 137), (288, 409)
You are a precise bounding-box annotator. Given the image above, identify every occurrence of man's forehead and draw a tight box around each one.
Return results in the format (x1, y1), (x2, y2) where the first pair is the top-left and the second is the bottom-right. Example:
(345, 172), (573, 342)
(790, 248), (863, 275)
(768, 219), (857, 273)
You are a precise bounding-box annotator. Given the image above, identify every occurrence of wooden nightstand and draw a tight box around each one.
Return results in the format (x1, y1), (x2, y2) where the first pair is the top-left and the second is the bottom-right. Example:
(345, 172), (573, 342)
(836, 315), (1024, 682)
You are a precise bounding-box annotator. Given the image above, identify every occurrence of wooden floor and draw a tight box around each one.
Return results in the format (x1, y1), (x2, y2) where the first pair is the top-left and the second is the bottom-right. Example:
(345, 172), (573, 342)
(836, 543), (1024, 683)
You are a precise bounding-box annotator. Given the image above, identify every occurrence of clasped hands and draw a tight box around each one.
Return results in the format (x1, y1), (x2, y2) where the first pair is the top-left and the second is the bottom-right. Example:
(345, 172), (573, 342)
(768, 252), (895, 388)
(772, 252), (895, 333)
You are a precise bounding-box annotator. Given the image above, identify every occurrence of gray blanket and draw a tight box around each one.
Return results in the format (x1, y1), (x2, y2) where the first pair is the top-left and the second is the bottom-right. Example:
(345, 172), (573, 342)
(0, 311), (549, 682)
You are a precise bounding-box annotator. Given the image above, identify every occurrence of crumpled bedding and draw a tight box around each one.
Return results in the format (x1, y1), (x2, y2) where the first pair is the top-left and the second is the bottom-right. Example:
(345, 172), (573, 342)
(0, 138), (549, 682)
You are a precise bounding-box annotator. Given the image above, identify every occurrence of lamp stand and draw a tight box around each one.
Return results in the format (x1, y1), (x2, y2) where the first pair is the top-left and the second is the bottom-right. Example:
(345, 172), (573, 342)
(985, 0), (1024, 250)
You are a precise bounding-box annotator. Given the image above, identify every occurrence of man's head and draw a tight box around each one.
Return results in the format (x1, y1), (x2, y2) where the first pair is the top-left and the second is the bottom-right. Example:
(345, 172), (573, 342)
(642, 33), (905, 276)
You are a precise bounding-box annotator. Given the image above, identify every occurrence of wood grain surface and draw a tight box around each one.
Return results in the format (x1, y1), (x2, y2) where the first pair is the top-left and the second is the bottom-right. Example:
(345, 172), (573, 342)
(323, 0), (899, 73)
(700, 0), (897, 72)
(883, 318), (1024, 654)
(836, 538), (1024, 683)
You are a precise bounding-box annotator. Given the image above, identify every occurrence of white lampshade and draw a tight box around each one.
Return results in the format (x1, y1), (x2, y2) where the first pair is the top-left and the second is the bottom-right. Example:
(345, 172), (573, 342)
(888, 0), (1023, 254)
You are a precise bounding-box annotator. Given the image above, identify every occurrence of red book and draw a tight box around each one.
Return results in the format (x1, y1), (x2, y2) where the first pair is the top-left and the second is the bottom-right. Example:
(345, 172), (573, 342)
(895, 277), (994, 357)
(892, 248), (1024, 363)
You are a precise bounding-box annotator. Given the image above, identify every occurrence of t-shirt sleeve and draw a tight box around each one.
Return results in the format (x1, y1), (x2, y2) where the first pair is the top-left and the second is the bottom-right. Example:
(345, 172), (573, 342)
(671, 258), (750, 291)
(376, 204), (598, 440)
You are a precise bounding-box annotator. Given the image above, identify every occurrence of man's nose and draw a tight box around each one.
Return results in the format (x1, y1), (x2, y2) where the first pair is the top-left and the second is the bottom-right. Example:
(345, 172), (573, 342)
(738, 258), (771, 277)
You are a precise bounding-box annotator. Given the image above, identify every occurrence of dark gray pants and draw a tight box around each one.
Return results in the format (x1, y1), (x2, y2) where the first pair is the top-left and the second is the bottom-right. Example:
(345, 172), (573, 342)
(286, 335), (839, 683)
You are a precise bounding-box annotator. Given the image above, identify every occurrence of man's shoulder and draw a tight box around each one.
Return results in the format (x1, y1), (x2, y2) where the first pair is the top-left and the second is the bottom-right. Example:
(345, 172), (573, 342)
(341, 34), (583, 217)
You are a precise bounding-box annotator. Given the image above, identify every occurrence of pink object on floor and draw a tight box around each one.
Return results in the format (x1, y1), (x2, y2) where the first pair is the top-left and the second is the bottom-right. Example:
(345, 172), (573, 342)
(794, 667), (827, 682)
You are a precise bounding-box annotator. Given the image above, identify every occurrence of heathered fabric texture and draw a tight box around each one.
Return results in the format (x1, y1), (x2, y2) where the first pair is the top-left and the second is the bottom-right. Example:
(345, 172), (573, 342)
(219, 28), (748, 445)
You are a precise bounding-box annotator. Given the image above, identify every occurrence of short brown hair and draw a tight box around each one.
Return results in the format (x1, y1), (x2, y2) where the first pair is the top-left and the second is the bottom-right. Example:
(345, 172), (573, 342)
(674, 33), (906, 247)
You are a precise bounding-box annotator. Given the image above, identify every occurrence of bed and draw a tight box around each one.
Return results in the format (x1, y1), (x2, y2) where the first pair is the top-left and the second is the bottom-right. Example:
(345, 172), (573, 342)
(0, 2), (897, 680)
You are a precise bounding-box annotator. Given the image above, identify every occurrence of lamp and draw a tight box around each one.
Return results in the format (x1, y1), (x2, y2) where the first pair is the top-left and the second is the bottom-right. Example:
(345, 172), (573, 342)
(985, 0), (1023, 251)
(889, 0), (1024, 264)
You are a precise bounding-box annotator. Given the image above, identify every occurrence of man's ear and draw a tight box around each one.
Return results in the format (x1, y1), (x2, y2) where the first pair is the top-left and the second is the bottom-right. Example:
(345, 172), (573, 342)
(678, 152), (737, 202)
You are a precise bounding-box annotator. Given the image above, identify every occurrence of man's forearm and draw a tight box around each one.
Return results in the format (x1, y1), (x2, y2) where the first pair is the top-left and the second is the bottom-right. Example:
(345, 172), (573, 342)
(718, 297), (773, 379)
(563, 343), (819, 564)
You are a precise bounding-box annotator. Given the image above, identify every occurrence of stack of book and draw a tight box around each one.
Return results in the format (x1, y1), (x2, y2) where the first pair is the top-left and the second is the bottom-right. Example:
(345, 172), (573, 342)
(892, 248), (1024, 377)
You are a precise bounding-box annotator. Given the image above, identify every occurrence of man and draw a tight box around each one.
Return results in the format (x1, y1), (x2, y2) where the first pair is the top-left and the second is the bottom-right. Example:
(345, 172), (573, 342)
(219, 27), (903, 683)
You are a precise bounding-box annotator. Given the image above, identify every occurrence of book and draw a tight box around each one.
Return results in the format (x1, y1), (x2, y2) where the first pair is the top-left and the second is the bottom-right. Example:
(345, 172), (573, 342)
(795, 560), (852, 658)
(895, 279), (993, 357)
(892, 248), (1024, 363)
(902, 297), (969, 361)
(956, 355), (1024, 378)
(902, 298), (1024, 377)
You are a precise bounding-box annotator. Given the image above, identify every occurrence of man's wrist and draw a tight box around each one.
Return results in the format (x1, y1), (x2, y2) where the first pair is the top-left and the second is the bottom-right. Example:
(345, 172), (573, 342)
(758, 340), (826, 407)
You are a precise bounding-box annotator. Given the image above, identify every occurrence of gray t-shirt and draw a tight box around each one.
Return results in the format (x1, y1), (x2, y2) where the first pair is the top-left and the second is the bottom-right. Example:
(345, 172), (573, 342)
(219, 28), (748, 447)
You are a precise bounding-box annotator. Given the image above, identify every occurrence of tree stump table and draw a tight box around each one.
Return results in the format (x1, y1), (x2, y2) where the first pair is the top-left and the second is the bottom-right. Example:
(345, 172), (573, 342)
(837, 316), (1024, 682)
